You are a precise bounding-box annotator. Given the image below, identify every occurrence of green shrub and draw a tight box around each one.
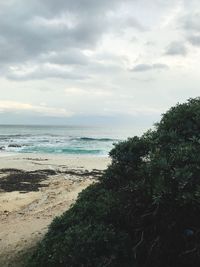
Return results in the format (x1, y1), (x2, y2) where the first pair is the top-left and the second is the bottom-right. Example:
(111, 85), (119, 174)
(27, 97), (200, 267)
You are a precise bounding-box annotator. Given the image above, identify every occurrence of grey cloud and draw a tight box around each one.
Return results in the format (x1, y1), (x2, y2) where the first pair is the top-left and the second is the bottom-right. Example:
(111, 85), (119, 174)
(151, 64), (168, 69)
(131, 63), (169, 72)
(165, 41), (187, 56)
(131, 64), (152, 72)
(187, 35), (200, 46)
(38, 0), (122, 15)
(0, 0), (138, 81)
(125, 18), (148, 31)
(0, 14), (103, 63)
(180, 12), (200, 47)
(40, 50), (90, 65)
(182, 12), (200, 32)
(1, 0), (121, 19)
(0, 0), (132, 64)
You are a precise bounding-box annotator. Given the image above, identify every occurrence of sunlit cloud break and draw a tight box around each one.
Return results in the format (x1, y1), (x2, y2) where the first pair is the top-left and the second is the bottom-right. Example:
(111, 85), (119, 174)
(0, 101), (72, 117)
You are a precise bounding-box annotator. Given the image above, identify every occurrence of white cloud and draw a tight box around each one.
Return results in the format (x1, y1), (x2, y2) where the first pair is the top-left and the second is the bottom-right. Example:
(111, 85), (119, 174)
(6, 63), (87, 80)
(65, 87), (112, 97)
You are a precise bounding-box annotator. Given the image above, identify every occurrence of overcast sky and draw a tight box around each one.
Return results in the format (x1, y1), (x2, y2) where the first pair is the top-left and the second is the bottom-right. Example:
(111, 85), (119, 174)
(0, 0), (199, 131)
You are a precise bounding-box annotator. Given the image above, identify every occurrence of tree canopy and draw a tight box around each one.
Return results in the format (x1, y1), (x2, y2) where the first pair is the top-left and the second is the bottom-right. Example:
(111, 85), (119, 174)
(27, 97), (200, 267)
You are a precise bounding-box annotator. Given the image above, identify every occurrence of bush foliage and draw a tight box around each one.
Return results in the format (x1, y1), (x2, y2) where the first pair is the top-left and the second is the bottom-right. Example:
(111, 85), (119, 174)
(27, 98), (200, 267)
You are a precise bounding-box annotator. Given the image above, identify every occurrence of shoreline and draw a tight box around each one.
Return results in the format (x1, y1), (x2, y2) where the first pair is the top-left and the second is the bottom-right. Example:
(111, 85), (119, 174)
(0, 151), (110, 158)
(0, 154), (110, 267)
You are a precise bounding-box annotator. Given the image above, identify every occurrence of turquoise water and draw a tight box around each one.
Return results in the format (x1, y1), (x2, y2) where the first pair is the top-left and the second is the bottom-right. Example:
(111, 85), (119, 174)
(0, 125), (135, 156)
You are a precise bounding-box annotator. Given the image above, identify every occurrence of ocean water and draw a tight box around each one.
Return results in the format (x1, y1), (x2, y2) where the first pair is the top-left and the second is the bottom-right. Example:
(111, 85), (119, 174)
(0, 125), (135, 156)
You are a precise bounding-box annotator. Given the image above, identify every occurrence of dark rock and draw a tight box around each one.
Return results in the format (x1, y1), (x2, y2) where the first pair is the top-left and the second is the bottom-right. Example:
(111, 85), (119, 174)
(8, 144), (21, 148)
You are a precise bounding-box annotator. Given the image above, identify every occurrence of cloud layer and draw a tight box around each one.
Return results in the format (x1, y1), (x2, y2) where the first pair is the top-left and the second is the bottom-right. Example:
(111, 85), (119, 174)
(0, 0), (199, 126)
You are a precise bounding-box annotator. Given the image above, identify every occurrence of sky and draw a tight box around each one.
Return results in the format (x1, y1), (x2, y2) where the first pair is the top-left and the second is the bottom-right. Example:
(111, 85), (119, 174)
(0, 0), (199, 132)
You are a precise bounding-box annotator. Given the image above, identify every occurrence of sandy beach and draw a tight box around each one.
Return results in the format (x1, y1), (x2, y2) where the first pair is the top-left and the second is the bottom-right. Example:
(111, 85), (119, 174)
(0, 153), (110, 267)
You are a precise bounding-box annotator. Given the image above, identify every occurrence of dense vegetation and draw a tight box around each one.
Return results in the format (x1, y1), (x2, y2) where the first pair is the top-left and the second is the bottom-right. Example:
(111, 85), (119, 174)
(27, 98), (200, 267)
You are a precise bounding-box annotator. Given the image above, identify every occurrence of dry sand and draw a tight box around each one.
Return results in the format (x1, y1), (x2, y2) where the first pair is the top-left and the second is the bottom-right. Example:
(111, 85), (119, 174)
(0, 153), (110, 267)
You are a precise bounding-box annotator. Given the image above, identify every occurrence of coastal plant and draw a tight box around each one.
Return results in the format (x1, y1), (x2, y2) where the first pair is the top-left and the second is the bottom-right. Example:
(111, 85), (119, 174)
(27, 97), (200, 267)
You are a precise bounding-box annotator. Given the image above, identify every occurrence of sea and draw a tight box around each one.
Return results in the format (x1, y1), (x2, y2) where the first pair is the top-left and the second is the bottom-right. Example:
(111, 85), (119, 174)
(0, 125), (137, 156)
